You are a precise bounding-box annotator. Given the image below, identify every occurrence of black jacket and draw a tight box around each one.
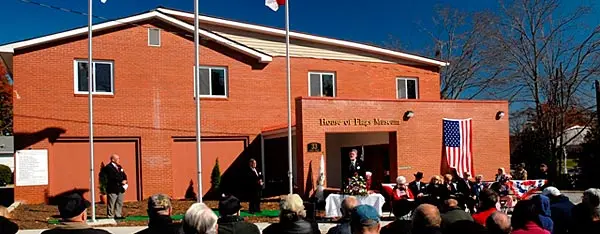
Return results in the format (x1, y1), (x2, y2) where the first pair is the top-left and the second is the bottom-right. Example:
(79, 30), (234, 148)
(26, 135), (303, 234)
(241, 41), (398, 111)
(41, 222), (111, 234)
(262, 219), (320, 234)
(0, 216), (18, 234)
(326, 216), (351, 234)
(135, 215), (181, 234)
(408, 180), (427, 196)
(102, 163), (128, 194)
(441, 207), (473, 228)
(247, 167), (262, 190)
(381, 220), (411, 234)
(342, 159), (366, 183)
(218, 216), (260, 234)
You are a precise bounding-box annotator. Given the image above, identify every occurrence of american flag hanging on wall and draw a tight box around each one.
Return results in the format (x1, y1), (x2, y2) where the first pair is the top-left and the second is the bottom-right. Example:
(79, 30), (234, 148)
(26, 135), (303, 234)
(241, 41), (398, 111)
(443, 118), (473, 178)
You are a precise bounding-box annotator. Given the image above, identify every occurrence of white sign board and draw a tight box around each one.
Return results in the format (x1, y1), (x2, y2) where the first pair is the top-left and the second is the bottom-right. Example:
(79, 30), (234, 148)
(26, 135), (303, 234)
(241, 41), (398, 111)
(15, 149), (48, 186)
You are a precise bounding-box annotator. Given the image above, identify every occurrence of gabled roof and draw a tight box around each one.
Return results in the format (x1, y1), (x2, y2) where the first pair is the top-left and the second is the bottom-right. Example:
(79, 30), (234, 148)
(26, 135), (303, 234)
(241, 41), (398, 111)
(0, 11), (273, 63)
(156, 7), (449, 67)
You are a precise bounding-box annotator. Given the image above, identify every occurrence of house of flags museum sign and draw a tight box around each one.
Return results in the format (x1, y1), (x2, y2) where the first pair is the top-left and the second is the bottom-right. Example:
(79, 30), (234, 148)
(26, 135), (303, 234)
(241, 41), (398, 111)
(319, 118), (401, 127)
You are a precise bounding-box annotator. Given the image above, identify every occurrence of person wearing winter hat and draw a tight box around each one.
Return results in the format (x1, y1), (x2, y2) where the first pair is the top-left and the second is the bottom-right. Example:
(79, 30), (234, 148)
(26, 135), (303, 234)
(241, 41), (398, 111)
(136, 193), (180, 234)
(542, 187), (574, 234)
(217, 195), (259, 234)
(41, 193), (111, 234)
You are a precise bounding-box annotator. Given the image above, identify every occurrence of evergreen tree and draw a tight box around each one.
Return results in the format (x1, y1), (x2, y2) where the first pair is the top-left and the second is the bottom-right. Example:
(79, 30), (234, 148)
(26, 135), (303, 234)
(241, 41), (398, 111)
(211, 158), (221, 191)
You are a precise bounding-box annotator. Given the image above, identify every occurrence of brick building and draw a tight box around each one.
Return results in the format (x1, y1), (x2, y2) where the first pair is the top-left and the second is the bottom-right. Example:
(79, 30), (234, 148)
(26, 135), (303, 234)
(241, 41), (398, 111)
(0, 8), (509, 203)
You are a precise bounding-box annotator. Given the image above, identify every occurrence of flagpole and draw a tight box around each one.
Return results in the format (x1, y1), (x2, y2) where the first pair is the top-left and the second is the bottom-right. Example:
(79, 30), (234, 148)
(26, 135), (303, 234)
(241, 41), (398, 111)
(194, 0), (203, 202)
(87, 0), (97, 222)
(285, 0), (293, 195)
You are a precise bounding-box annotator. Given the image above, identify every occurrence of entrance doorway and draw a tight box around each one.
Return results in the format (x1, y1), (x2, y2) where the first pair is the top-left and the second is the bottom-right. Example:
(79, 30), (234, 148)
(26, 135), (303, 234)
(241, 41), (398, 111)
(341, 145), (390, 188)
(325, 132), (394, 189)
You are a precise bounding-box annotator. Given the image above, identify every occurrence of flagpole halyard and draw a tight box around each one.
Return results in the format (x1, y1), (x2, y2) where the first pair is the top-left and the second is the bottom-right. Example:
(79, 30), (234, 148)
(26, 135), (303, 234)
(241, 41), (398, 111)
(194, 0), (203, 203)
(285, 0), (293, 195)
(87, 0), (96, 222)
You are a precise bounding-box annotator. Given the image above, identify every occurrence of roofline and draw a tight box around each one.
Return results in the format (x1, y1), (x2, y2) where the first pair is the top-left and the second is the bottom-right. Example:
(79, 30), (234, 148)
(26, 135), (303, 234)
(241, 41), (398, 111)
(0, 11), (272, 63)
(156, 7), (449, 67)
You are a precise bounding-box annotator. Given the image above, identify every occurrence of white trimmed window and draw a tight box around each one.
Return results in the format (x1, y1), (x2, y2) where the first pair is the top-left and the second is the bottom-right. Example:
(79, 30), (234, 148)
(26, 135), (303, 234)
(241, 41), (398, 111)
(74, 60), (114, 95)
(148, 28), (161, 47)
(195, 66), (228, 98)
(396, 77), (418, 99)
(308, 72), (336, 97)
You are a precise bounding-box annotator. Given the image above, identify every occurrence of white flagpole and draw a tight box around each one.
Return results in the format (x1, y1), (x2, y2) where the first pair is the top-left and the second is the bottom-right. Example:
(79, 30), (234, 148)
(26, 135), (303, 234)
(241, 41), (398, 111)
(87, 0), (96, 222)
(194, 0), (203, 202)
(285, 0), (293, 195)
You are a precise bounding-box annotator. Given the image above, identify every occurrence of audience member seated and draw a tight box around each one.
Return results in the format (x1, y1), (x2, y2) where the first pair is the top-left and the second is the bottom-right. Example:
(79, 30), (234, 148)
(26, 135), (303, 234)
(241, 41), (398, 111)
(486, 211), (511, 234)
(262, 194), (320, 234)
(182, 203), (218, 234)
(426, 175), (448, 207)
(571, 188), (600, 234)
(511, 199), (549, 234)
(41, 193), (111, 234)
(381, 199), (413, 234)
(530, 195), (553, 233)
(350, 205), (381, 234)
(136, 194), (180, 234)
(411, 204), (443, 234)
(0, 206), (18, 234)
(472, 189), (498, 227)
(217, 195), (260, 234)
(541, 187), (573, 234)
(393, 176), (414, 200)
(441, 198), (473, 228)
(327, 196), (358, 234)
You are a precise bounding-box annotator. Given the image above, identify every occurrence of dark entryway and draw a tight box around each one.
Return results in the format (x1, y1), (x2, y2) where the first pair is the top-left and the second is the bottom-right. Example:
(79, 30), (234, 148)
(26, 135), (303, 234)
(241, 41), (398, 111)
(341, 144), (390, 189)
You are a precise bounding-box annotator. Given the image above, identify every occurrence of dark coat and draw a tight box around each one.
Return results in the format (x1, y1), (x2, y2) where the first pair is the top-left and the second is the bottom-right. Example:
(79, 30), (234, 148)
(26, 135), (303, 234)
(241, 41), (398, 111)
(41, 222), (112, 234)
(342, 159), (366, 184)
(0, 216), (18, 234)
(380, 220), (411, 234)
(326, 217), (351, 234)
(262, 219), (320, 234)
(549, 195), (574, 234)
(217, 216), (260, 234)
(246, 167), (262, 190)
(135, 215), (182, 234)
(101, 163), (128, 194)
(408, 180), (427, 196)
(441, 207), (474, 227)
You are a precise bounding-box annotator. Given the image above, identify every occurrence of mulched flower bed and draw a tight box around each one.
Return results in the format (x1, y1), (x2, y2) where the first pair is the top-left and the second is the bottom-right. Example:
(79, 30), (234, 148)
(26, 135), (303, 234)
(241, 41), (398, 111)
(11, 199), (285, 229)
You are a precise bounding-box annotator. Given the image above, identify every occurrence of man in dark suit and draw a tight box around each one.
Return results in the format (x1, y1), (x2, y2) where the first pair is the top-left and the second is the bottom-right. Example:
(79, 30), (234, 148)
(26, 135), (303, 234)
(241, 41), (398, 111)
(342, 149), (366, 188)
(247, 158), (263, 213)
(101, 154), (128, 219)
(408, 172), (427, 198)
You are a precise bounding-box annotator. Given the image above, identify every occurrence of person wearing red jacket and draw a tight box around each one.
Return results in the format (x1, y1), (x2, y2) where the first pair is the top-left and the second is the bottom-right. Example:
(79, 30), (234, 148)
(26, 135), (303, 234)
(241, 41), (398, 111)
(392, 176), (414, 201)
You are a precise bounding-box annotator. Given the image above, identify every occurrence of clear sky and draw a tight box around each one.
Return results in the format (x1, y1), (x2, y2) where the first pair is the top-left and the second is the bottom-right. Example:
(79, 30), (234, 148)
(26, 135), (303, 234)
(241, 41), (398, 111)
(0, 0), (503, 55)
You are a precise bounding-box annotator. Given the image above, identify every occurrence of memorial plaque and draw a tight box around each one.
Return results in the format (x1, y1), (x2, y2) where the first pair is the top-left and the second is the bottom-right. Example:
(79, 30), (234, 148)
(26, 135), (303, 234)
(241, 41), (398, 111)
(15, 149), (49, 186)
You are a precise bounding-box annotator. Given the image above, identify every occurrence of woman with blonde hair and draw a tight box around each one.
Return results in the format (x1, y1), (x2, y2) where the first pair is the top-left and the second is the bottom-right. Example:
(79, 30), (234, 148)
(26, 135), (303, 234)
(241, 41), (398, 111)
(0, 206), (19, 234)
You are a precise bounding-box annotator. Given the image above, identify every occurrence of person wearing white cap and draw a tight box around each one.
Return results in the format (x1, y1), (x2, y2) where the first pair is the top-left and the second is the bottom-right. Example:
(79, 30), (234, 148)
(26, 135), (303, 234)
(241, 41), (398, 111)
(542, 186), (574, 234)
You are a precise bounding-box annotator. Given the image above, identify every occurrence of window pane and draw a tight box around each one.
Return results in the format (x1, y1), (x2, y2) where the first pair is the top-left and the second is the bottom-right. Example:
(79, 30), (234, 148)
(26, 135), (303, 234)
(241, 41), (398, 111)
(211, 69), (226, 96)
(95, 63), (112, 92)
(322, 74), (334, 97)
(407, 79), (417, 99)
(397, 79), (407, 99)
(309, 74), (320, 97)
(149, 28), (160, 46)
(77, 62), (89, 92)
(198, 68), (210, 95)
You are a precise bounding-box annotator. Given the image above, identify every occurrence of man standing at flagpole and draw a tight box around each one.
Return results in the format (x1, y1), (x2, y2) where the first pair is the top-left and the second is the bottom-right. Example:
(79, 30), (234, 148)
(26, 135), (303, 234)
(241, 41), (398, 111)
(265, 0), (292, 195)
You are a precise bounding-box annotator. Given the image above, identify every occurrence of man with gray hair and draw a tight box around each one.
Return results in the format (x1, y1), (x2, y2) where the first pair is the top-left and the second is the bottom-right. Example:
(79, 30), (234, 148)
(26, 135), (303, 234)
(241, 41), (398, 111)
(411, 204), (442, 234)
(182, 203), (218, 234)
(486, 211), (511, 234)
(327, 196), (359, 234)
(136, 194), (180, 234)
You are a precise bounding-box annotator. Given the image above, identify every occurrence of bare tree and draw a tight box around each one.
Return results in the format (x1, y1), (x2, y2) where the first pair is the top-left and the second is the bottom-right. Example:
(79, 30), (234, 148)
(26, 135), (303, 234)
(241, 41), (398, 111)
(488, 0), (600, 179)
(420, 6), (510, 99)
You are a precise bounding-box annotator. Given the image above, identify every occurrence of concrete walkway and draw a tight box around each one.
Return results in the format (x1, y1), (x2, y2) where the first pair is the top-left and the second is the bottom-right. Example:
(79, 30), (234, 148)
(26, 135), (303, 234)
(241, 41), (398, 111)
(16, 222), (394, 234)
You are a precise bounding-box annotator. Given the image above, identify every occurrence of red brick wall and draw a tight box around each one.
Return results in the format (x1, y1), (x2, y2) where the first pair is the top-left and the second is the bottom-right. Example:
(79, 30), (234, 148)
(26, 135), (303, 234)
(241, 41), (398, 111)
(13, 21), (442, 203)
(296, 97), (510, 194)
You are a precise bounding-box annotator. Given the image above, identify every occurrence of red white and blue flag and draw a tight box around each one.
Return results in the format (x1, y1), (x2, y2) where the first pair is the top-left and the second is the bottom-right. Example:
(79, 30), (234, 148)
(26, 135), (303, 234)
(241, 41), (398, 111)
(508, 180), (547, 199)
(266, 0), (286, 11)
(443, 118), (473, 178)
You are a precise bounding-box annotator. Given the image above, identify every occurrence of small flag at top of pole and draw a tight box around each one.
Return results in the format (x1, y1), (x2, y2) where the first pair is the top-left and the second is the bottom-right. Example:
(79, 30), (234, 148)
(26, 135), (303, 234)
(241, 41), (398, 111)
(100, 0), (107, 3)
(265, 0), (285, 11)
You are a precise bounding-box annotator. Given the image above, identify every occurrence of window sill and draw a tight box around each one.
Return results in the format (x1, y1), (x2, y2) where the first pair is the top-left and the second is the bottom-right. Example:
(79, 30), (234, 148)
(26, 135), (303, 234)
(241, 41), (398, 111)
(193, 96), (229, 101)
(74, 93), (115, 98)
